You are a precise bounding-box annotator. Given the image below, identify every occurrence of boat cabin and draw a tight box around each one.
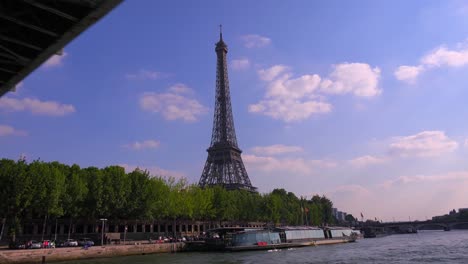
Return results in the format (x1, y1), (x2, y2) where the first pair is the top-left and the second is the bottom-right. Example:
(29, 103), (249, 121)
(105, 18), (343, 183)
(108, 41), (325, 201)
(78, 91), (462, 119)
(274, 226), (325, 243)
(324, 227), (355, 239)
(230, 230), (281, 246)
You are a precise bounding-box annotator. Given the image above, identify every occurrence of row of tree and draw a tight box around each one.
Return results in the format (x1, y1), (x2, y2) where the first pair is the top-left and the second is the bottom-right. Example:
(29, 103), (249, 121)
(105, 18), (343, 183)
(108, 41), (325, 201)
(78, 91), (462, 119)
(0, 158), (336, 240)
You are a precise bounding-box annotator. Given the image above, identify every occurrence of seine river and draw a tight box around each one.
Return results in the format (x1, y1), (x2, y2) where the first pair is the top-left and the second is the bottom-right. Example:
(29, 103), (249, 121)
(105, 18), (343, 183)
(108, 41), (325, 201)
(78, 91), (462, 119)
(65, 230), (468, 264)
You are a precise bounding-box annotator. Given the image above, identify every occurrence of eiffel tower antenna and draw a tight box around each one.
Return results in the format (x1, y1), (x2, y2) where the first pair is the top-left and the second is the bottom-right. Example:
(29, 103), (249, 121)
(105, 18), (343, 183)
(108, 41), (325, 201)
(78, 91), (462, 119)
(198, 27), (256, 192)
(219, 24), (222, 40)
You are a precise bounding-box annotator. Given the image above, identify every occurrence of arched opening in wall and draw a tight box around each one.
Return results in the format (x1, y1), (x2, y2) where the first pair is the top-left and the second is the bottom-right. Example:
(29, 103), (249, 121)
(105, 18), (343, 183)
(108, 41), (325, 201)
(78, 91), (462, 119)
(23, 224), (33, 235)
(75, 225), (84, 234)
(417, 224), (446, 231)
(64, 225), (70, 235)
(451, 223), (468, 229)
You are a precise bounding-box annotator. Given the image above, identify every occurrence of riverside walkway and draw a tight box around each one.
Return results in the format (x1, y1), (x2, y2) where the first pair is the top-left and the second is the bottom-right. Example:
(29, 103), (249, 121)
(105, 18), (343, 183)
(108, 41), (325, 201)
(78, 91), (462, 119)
(0, 242), (185, 264)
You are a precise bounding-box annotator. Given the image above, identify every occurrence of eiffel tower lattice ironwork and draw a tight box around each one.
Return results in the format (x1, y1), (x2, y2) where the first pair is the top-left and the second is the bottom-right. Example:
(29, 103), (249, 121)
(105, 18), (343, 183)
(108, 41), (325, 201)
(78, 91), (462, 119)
(199, 27), (256, 192)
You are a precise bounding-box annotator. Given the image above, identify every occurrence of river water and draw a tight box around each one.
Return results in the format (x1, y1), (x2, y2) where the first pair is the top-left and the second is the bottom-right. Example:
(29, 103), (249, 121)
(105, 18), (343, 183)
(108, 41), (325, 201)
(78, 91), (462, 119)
(64, 230), (468, 264)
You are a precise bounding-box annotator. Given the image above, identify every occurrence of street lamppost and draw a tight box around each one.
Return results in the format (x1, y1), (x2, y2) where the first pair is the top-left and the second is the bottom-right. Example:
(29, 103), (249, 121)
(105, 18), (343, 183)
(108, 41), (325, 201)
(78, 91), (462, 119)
(124, 225), (127, 245)
(99, 218), (107, 246)
(54, 218), (58, 241)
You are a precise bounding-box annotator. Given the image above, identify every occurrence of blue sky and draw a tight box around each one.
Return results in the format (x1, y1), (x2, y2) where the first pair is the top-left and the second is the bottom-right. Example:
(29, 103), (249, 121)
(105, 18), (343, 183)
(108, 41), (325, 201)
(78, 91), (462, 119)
(2, 0), (468, 221)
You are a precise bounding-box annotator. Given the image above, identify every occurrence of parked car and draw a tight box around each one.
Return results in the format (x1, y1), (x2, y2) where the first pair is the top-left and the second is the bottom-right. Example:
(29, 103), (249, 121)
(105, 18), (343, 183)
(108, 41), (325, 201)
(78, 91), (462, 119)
(54, 240), (66, 247)
(78, 238), (94, 247)
(64, 239), (78, 247)
(27, 240), (42, 249)
(9, 241), (26, 249)
(42, 240), (55, 248)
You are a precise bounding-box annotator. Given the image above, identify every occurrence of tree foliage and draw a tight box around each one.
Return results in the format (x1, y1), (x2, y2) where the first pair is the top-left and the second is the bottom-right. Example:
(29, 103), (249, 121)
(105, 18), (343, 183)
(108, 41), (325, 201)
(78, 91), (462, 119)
(0, 159), (337, 240)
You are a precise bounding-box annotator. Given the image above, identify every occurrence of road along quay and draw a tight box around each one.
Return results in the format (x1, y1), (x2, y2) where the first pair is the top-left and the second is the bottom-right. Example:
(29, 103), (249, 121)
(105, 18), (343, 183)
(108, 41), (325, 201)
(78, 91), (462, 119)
(0, 242), (185, 264)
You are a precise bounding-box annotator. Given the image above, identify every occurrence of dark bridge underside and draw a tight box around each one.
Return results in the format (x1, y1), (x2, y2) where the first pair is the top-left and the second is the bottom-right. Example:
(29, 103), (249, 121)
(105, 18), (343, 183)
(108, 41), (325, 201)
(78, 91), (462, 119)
(379, 221), (468, 230)
(0, 0), (122, 97)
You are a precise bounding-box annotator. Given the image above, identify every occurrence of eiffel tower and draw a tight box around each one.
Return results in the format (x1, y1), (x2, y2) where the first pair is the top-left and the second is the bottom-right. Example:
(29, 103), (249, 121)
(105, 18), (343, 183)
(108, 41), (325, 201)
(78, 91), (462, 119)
(199, 27), (256, 192)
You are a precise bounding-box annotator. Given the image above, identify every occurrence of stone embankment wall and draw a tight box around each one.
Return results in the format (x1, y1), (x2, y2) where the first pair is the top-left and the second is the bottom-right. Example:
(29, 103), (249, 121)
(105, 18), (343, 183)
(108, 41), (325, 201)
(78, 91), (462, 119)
(0, 242), (185, 264)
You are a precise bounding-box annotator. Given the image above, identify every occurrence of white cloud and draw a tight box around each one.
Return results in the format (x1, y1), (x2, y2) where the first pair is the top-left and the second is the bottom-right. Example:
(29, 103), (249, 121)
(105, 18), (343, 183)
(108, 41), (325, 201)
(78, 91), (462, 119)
(328, 184), (372, 203)
(382, 171), (468, 188)
(345, 131), (458, 170)
(421, 46), (468, 67)
(241, 34), (271, 48)
(349, 155), (386, 168)
(231, 58), (250, 70)
(248, 98), (332, 122)
(251, 65), (330, 122)
(266, 74), (322, 99)
(395, 41), (468, 83)
(0, 97), (76, 116)
(123, 140), (160, 150)
(394, 65), (424, 84)
(464, 138), (468, 148)
(244, 154), (335, 175)
(250, 144), (303, 155)
(0, 124), (27, 136)
(125, 69), (170, 80)
(119, 163), (185, 179)
(167, 83), (193, 94)
(330, 171), (468, 221)
(320, 63), (381, 97)
(250, 62), (380, 122)
(258, 65), (290, 81)
(388, 131), (458, 157)
(332, 184), (372, 195)
(243, 154), (309, 174)
(43, 51), (67, 68)
(140, 84), (208, 122)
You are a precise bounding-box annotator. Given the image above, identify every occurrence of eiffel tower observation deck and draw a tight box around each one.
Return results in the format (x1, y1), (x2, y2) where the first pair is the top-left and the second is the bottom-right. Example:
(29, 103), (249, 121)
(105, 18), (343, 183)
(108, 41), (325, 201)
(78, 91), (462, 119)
(199, 27), (257, 192)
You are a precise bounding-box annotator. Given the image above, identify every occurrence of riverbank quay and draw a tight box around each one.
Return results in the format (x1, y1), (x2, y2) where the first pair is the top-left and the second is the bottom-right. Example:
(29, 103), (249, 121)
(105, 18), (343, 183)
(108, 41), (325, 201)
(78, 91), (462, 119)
(0, 242), (185, 264)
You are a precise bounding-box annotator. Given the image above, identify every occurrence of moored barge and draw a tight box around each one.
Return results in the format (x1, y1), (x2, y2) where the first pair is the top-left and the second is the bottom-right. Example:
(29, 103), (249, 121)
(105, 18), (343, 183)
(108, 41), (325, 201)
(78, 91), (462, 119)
(198, 226), (358, 252)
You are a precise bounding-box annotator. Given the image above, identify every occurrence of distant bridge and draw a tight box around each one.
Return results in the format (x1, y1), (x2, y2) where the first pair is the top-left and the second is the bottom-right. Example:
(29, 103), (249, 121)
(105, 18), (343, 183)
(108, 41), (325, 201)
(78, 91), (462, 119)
(374, 220), (468, 231)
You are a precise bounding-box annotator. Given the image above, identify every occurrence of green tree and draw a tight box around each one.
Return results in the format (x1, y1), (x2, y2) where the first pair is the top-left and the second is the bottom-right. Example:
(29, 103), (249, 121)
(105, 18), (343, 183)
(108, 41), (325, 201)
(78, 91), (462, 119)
(345, 214), (356, 222)
(309, 203), (322, 226)
(211, 186), (228, 222)
(264, 193), (282, 225)
(82, 167), (104, 219)
(28, 161), (66, 240)
(126, 169), (151, 219)
(190, 186), (215, 220)
(320, 196), (334, 224)
(164, 177), (190, 236)
(145, 176), (170, 219)
(0, 158), (33, 242)
(62, 164), (88, 238)
(0, 158), (342, 239)
(101, 166), (130, 218)
(236, 190), (261, 222)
